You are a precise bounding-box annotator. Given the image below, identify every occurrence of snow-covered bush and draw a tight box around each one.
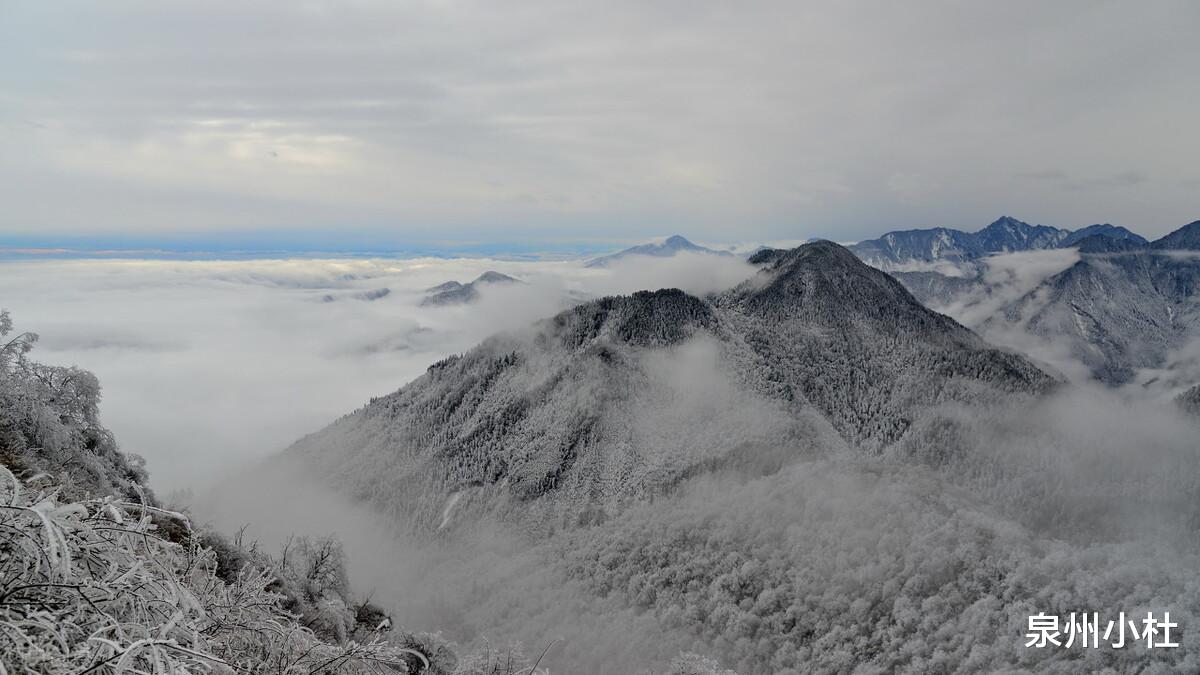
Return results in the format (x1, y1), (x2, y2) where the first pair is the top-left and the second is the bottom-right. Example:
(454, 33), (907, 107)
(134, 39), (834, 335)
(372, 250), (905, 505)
(0, 309), (149, 502)
(0, 465), (428, 673)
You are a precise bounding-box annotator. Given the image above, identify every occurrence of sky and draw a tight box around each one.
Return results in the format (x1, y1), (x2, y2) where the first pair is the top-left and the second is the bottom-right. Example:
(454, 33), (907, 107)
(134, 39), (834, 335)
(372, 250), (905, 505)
(2, 0), (1199, 250)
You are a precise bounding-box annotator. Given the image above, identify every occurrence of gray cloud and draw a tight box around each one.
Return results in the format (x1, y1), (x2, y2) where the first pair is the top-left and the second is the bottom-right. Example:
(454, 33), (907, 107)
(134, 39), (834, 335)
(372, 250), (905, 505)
(1014, 168), (1151, 191)
(3, 1), (1200, 241)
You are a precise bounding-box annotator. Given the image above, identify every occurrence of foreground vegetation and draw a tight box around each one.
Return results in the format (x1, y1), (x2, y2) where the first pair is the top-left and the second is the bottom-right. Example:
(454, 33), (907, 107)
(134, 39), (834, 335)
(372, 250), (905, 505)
(0, 309), (734, 674)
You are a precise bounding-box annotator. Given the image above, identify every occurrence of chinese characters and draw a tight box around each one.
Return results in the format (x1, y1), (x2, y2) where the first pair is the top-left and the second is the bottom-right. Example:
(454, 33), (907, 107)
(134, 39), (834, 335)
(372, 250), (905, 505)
(1026, 612), (1179, 649)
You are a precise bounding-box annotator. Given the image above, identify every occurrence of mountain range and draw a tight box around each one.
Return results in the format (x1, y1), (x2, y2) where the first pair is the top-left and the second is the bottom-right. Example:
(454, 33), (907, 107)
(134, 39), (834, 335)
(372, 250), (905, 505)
(278, 237), (1200, 673)
(850, 215), (1147, 269)
(880, 219), (1200, 386)
(992, 223), (1200, 385)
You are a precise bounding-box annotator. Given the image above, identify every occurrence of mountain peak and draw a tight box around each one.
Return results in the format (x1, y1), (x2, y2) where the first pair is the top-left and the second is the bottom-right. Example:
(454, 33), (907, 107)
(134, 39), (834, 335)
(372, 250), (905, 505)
(1074, 233), (1146, 253)
(755, 239), (862, 269)
(1151, 219), (1200, 250)
(975, 216), (1070, 252)
(548, 288), (715, 348)
(585, 235), (732, 267)
(982, 215), (1029, 230)
(473, 270), (519, 284)
(730, 240), (942, 326)
(1061, 223), (1148, 248)
(422, 271), (521, 306)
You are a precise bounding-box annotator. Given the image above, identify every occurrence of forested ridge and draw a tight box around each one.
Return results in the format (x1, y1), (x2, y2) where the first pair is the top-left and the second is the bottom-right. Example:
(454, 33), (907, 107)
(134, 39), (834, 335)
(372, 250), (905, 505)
(277, 242), (1200, 672)
(290, 241), (1057, 533)
(0, 309), (629, 674)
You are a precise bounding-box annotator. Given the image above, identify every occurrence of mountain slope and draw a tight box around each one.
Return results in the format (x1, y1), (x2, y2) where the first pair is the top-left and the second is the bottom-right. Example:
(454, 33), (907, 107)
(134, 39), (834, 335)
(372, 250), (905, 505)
(278, 252), (1200, 673)
(721, 242), (1053, 446)
(889, 269), (985, 306)
(1061, 223), (1148, 247)
(993, 230), (1200, 384)
(1074, 232), (1147, 253)
(585, 235), (733, 268)
(0, 310), (456, 675)
(1150, 219), (1200, 250)
(848, 226), (982, 268)
(288, 241), (1054, 534)
(1178, 384), (1200, 416)
(289, 288), (838, 532)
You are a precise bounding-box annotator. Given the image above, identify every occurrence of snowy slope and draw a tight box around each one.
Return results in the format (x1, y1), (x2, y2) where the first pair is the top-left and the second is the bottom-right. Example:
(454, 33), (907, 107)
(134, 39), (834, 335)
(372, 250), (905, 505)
(274, 242), (1200, 674)
(287, 241), (1054, 533)
(992, 223), (1200, 385)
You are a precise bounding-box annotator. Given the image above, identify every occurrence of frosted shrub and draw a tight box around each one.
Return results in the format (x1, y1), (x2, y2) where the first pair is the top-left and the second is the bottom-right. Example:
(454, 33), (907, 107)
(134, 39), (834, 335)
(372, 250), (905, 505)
(0, 466), (426, 674)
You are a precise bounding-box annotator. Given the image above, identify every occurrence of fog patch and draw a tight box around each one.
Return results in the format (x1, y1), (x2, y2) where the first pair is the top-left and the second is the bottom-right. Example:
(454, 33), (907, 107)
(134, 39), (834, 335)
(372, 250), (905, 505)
(895, 382), (1200, 543)
(1129, 337), (1200, 397)
(579, 251), (756, 299)
(0, 253), (757, 492)
(932, 248), (1079, 327)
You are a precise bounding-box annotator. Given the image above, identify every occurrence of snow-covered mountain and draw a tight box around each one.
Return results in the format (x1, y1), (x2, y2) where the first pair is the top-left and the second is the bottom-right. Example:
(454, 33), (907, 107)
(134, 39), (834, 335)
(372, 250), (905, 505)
(850, 215), (1145, 270)
(987, 219), (1200, 385)
(886, 269), (987, 307)
(277, 241), (1200, 673)
(974, 215), (1072, 252)
(288, 240), (1053, 534)
(1060, 223), (1148, 248)
(849, 226), (984, 269)
(234, 234), (1200, 674)
(421, 270), (520, 306)
(1150, 218), (1200, 250)
(584, 234), (733, 268)
(1073, 232), (1147, 253)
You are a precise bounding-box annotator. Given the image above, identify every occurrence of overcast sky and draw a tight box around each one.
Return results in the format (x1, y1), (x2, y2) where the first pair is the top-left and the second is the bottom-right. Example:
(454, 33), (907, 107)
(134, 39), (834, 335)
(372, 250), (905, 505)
(3, 0), (1198, 246)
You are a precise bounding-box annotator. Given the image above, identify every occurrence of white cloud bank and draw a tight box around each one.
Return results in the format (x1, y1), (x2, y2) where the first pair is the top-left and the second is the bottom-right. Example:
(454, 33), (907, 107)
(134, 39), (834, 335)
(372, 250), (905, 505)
(0, 253), (753, 491)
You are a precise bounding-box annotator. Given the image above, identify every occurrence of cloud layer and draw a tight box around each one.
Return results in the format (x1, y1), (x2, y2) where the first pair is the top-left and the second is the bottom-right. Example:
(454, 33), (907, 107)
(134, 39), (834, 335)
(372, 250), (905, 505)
(0, 253), (752, 490)
(4, 1), (1199, 242)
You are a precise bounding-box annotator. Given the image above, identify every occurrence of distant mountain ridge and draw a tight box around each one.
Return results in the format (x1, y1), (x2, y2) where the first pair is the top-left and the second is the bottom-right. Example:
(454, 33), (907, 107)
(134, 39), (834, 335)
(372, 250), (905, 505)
(1061, 223), (1149, 247)
(421, 270), (520, 306)
(584, 234), (733, 268)
(885, 218), (1200, 385)
(850, 216), (1149, 269)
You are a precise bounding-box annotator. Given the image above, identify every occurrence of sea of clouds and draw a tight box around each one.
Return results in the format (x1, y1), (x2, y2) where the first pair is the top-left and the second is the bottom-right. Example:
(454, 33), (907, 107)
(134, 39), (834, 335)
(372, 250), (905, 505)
(0, 251), (755, 492)
(8, 247), (1200, 672)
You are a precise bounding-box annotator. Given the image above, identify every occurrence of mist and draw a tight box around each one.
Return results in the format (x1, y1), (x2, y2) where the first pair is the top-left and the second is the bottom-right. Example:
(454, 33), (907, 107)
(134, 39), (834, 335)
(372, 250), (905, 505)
(0, 252), (753, 491)
(195, 330), (798, 672)
(6, 244), (1199, 671)
(192, 316), (1200, 672)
